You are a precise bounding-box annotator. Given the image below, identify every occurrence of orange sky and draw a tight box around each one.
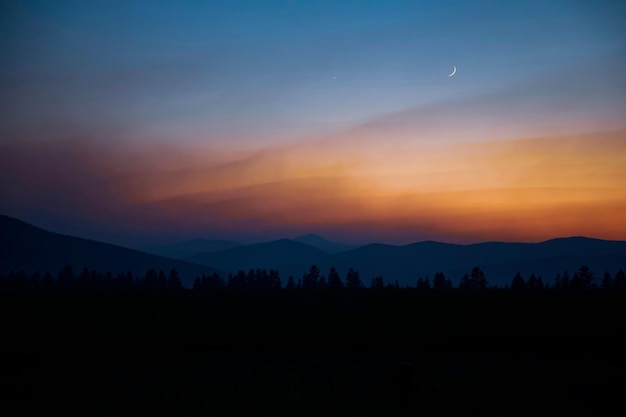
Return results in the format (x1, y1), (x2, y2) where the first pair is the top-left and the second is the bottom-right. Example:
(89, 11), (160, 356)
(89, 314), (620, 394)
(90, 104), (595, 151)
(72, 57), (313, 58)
(2, 1), (625, 246)
(5, 128), (623, 244)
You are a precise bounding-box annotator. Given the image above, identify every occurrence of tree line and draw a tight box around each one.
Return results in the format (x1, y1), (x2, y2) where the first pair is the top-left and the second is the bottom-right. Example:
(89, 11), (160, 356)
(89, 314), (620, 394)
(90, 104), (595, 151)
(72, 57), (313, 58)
(1, 264), (625, 292)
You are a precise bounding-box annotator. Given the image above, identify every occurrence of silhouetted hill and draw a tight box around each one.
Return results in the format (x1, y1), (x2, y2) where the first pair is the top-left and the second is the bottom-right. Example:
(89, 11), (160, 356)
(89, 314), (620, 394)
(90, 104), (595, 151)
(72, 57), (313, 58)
(331, 238), (626, 286)
(186, 239), (329, 278)
(293, 233), (359, 254)
(0, 215), (220, 287)
(142, 238), (241, 259)
(3, 213), (625, 288)
(188, 236), (626, 287)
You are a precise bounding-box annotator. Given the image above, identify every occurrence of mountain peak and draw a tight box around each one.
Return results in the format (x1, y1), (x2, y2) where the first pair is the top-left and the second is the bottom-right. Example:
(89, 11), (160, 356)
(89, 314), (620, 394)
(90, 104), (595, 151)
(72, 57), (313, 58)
(294, 233), (328, 242)
(293, 234), (358, 254)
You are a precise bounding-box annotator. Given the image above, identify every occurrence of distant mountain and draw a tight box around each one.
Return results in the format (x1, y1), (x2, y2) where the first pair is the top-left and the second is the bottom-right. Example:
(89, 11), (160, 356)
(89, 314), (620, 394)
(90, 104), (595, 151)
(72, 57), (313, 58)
(186, 239), (328, 279)
(329, 238), (626, 286)
(3, 213), (625, 288)
(0, 215), (220, 287)
(187, 236), (626, 287)
(293, 234), (359, 254)
(142, 238), (241, 259)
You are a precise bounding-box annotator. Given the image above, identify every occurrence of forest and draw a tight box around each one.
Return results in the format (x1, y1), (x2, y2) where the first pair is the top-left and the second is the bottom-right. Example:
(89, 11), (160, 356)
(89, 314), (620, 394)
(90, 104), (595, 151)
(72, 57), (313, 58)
(1, 263), (624, 292)
(1, 262), (625, 415)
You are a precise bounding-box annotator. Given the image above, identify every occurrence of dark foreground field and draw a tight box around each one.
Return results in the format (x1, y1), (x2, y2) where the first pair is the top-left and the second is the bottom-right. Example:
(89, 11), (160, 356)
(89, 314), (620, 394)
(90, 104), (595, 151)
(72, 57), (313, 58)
(1, 290), (625, 416)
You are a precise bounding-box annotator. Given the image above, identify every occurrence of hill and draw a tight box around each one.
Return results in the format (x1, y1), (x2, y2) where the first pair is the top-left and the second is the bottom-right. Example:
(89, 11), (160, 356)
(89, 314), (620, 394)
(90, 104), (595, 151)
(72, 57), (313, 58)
(293, 233), (359, 254)
(3, 214), (625, 288)
(188, 237), (626, 287)
(142, 238), (241, 259)
(186, 239), (329, 279)
(0, 215), (220, 287)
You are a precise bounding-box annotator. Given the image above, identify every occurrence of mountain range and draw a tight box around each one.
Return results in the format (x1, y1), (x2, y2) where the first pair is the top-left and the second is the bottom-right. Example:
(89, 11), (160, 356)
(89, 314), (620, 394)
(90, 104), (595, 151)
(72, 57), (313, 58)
(2, 214), (626, 288)
(0, 215), (220, 287)
(185, 236), (626, 286)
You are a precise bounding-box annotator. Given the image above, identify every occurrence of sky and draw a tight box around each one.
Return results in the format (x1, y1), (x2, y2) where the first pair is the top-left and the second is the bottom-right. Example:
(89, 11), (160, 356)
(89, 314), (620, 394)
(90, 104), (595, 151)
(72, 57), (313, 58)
(1, 0), (625, 246)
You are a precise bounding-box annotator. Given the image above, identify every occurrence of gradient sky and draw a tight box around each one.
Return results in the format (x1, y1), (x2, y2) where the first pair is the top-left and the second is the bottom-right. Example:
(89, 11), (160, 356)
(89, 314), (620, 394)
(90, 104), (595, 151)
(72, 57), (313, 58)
(1, 0), (625, 246)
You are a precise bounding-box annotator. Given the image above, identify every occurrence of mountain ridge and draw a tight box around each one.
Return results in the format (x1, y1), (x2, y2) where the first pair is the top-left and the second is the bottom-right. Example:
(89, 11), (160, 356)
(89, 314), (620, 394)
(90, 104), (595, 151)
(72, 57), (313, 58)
(3, 214), (626, 287)
(0, 215), (222, 287)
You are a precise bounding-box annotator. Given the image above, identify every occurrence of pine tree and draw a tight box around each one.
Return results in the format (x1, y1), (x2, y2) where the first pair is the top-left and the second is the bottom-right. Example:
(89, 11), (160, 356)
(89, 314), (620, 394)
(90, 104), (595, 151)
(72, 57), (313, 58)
(433, 272), (448, 289)
(416, 276), (431, 290)
(302, 265), (320, 289)
(168, 268), (182, 289)
(269, 269), (281, 289)
(460, 267), (487, 290)
(346, 268), (363, 289)
(601, 271), (613, 290)
(327, 268), (344, 289)
(527, 273), (539, 290)
(577, 266), (594, 289)
(613, 269), (625, 290)
(511, 273), (525, 290)
(370, 276), (385, 289)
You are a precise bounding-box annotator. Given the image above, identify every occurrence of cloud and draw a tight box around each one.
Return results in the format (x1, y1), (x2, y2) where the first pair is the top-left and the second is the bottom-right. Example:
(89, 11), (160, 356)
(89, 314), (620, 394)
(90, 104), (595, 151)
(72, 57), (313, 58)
(3, 127), (624, 243)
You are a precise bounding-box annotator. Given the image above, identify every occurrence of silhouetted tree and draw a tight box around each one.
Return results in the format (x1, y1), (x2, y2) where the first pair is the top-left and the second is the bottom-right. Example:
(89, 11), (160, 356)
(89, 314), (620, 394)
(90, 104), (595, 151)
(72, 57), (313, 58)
(15, 271), (28, 290)
(554, 273), (562, 289)
(43, 272), (54, 289)
(327, 268), (343, 289)
(104, 271), (112, 288)
(370, 276), (385, 289)
(527, 273), (543, 290)
(318, 275), (326, 288)
(168, 268), (182, 289)
(614, 269), (626, 290)
(602, 271), (613, 290)
(229, 270), (247, 289)
(124, 271), (134, 289)
(57, 265), (74, 288)
(302, 265), (320, 289)
(29, 271), (41, 289)
(194, 272), (225, 290)
(578, 266), (594, 289)
(247, 269), (257, 288)
(416, 276), (431, 290)
(90, 269), (101, 288)
(258, 269), (272, 289)
(460, 267), (487, 290)
(571, 266), (594, 290)
(537, 276), (544, 290)
(555, 270), (571, 290)
(562, 270), (571, 289)
(432, 272), (444, 289)
(143, 269), (159, 289)
(432, 272), (452, 289)
(78, 267), (90, 288)
(459, 273), (471, 289)
(211, 272), (225, 289)
(269, 269), (281, 289)
(345, 268), (363, 289)
(286, 276), (296, 290)
(511, 273), (525, 290)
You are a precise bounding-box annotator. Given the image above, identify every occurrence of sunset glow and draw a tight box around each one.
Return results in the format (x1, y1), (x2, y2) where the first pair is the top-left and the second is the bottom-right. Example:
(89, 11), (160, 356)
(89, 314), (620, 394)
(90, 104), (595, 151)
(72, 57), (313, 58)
(1, 1), (625, 245)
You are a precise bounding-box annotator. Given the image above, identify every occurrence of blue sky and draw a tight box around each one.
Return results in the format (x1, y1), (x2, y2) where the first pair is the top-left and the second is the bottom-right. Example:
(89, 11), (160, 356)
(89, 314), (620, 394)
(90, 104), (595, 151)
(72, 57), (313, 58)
(1, 1), (625, 245)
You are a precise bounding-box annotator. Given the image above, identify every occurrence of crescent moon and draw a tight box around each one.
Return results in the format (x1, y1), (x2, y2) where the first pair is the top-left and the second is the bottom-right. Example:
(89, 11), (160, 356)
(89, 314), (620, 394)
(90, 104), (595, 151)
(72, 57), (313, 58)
(448, 66), (457, 77)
